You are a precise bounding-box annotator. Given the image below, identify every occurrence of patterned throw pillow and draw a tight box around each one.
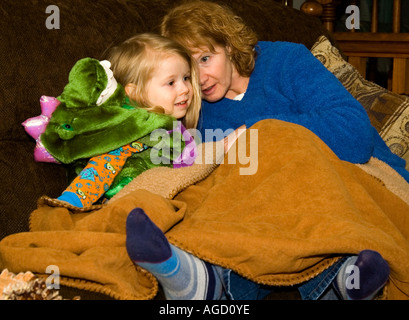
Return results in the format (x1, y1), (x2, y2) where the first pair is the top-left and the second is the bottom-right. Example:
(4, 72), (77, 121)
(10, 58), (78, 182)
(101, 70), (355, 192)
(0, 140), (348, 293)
(310, 36), (409, 169)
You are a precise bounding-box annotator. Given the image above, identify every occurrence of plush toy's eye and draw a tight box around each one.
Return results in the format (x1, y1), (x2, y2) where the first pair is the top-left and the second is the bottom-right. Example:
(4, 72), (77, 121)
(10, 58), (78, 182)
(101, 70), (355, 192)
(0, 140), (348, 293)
(61, 123), (73, 131)
(57, 122), (75, 140)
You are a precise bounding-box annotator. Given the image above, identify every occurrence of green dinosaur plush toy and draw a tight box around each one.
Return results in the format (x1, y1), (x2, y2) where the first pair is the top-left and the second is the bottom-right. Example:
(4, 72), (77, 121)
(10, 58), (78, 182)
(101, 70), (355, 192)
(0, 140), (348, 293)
(41, 57), (178, 163)
(36, 57), (188, 204)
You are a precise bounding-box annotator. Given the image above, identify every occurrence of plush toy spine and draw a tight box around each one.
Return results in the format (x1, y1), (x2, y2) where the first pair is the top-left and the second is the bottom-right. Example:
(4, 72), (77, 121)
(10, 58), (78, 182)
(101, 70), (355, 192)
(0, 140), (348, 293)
(21, 96), (60, 163)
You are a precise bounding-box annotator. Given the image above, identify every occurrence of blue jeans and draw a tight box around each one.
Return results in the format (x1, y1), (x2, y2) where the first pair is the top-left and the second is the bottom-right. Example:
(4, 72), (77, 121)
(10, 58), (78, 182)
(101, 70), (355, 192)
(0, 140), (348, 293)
(219, 256), (349, 300)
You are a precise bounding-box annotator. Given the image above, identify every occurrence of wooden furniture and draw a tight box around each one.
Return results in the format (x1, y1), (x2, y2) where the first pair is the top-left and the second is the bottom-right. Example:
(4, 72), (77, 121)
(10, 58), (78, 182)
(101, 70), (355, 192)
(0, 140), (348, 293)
(275, 0), (293, 7)
(301, 0), (409, 95)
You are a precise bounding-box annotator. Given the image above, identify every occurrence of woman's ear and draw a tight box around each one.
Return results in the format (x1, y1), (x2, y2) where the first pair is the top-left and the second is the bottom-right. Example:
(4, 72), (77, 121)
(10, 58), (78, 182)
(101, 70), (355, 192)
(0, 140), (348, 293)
(225, 46), (233, 61)
(125, 83), (137, 99)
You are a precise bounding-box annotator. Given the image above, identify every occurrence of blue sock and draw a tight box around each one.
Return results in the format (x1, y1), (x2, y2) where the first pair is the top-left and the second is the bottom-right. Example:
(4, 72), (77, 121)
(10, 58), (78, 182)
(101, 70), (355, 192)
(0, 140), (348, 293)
(126, 208), (223, 300)
(334, 250), (390, 300)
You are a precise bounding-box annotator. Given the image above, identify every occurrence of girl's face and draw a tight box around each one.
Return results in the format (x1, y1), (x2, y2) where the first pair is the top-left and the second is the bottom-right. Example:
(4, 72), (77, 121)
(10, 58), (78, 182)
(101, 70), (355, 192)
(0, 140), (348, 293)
(146, 54), (193, 119)
(191, 45), (244, 102)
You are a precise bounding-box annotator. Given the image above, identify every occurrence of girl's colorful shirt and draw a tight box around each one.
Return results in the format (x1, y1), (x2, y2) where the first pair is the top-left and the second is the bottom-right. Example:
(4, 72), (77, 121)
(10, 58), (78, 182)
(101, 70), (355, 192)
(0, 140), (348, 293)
(57, 122), (196, 208)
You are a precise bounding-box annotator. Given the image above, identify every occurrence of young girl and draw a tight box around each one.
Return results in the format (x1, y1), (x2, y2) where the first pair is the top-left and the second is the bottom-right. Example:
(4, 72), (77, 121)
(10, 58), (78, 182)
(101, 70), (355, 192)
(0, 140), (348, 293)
(107, 33), (201, 130)
(57, 33), (225, 300)
(57, 33), (201, 207)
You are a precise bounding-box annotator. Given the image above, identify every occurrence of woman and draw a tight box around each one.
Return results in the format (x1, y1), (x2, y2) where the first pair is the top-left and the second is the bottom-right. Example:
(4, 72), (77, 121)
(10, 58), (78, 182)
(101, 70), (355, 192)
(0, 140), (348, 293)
(159, 1), (403, 300)
(160, 1), (408, 181)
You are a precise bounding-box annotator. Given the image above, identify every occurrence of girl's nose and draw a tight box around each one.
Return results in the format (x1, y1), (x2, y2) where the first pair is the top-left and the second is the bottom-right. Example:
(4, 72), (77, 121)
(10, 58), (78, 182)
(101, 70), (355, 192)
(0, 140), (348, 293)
(180, 82), (190, 95)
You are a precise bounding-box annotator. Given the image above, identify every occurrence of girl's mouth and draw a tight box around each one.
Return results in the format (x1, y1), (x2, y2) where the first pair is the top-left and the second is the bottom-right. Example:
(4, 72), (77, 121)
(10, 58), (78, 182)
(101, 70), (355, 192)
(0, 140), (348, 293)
(174, 100), (188, 108)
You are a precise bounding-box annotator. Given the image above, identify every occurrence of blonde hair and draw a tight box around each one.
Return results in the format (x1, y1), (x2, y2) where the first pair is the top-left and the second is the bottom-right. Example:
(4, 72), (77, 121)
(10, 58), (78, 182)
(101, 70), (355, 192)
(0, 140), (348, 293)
(160, 1), (258, 77)
(105, 33), (201, 129)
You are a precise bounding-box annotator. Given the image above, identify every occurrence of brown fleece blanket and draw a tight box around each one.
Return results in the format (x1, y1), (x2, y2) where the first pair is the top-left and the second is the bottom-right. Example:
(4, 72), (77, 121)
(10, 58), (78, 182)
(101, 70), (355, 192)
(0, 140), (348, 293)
(1, 120), (409, 300)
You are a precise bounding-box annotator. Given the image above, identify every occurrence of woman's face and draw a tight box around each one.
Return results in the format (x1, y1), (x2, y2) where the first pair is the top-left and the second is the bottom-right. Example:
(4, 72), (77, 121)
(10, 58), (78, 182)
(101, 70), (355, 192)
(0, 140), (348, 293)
(191, 45), (236, 102)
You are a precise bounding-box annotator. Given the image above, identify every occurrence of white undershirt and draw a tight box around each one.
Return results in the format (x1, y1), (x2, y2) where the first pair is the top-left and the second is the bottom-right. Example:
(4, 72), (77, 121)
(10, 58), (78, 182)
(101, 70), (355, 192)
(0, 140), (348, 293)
(233, 92), (245, 101)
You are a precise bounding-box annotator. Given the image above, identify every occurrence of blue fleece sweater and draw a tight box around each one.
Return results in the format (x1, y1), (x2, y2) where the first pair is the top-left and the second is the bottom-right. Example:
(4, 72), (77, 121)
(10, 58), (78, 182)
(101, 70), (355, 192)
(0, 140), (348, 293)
(198, 41), (409, 182)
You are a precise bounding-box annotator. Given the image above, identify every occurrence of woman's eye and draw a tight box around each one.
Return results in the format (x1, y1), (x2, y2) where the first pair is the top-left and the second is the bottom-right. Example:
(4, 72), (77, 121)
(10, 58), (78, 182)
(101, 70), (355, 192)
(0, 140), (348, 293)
(201, 56), (209, 63)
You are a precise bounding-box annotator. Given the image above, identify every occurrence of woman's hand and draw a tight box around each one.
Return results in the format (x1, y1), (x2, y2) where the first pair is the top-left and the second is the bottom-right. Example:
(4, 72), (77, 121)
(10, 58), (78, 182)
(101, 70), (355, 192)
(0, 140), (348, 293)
(224, 125), (246, 153)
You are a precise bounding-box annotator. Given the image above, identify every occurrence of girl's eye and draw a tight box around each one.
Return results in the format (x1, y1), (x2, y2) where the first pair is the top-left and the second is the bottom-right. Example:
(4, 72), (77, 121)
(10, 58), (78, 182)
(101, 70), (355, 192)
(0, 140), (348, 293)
(184, 75), (191, 81)
(168, 80), (175, 86)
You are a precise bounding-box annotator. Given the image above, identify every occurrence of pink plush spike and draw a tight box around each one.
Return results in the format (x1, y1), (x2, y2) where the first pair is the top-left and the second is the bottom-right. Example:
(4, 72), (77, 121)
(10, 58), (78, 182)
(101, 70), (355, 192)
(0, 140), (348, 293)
(22, 96), (59, 139)
(34, 139), (60, 164)
(40, 95), (60, 117)
(22, 96), (61, 163)
(22, 114), (50, 140)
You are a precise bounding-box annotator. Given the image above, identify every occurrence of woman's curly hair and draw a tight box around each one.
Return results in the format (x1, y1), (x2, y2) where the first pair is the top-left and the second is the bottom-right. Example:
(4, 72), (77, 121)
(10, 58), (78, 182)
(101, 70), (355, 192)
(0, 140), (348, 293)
(160, 1), (258, 77)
